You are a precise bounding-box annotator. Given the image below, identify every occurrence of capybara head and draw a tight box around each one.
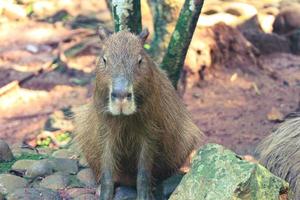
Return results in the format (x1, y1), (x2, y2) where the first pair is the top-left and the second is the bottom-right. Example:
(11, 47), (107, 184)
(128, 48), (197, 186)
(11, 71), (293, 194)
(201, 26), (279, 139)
(96, 27), (150, 116)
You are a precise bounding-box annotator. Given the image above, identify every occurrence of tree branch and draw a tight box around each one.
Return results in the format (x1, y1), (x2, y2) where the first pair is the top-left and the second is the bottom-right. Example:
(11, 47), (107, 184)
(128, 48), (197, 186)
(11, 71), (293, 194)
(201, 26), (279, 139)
(160, 0), (205, 88)
(147, 0), (182, 62)
(111, 0), (142, 34)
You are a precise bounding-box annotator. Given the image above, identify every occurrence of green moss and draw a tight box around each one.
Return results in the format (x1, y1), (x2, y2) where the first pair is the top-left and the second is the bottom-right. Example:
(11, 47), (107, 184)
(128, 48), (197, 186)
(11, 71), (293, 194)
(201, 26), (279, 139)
(0, 153), (48, 174)
(18, 153), (48, 160)
(170, 144), (290, 200)
(0, 161), (15, 174)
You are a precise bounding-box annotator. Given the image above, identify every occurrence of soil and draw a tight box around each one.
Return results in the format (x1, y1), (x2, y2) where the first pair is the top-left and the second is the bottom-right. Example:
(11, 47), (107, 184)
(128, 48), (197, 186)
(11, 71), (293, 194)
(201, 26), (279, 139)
(0, 0), (299, 156)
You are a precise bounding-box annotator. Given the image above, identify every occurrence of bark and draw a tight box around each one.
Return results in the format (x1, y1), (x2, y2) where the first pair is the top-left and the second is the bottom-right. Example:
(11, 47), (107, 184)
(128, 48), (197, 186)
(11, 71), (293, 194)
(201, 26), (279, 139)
(160, 0), (205, 88)
(111, 0), (142, 34)
(147, 0), (182, 62)
(105, 0), (113, 16)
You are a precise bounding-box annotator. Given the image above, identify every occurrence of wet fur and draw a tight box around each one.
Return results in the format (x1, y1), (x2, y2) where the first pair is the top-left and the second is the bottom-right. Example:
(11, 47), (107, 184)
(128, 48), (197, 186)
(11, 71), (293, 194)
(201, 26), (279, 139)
(74, 31), (203, 186)
(255, 112), (300, 199)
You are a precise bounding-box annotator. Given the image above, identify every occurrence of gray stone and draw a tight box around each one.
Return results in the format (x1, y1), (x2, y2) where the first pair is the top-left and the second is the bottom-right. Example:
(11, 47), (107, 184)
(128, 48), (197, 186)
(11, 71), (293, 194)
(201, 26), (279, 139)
(76, 168), (96, 187)
(289, 29), (300, 54)
(40, 174), (70, 190)
(52, 149), (79, 159)
(65, 188), (95, 198)
(11, 145), (37, 157)
(0, 174), (27, 194)
(25, 159), (54, 178)
(74, 193), (98, 200)
(0, 140), (13, 161)
(114, 186), (136, 200)
(7, 187), (61, 200)
(50, 158), (79, 174)
(169, 144), (290, 200)
(243, 31), (291, 54)
(11, 160), (37, 171)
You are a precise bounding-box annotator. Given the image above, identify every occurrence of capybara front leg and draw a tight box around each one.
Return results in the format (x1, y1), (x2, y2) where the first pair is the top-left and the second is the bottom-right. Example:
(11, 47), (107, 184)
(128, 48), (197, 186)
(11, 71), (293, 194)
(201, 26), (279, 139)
(137, 142), (154, 200)
(100, 169), (114, 200)
(100, 142), (115, 200)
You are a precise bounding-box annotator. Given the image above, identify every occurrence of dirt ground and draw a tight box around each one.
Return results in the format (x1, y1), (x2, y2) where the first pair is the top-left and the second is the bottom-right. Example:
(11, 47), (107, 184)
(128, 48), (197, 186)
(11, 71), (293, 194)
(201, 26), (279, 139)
(0, 0), (299, 155)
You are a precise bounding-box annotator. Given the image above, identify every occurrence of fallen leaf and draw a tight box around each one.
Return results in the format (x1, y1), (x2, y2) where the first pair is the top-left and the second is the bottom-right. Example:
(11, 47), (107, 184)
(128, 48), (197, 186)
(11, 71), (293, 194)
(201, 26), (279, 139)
(267, 107), (284, 122)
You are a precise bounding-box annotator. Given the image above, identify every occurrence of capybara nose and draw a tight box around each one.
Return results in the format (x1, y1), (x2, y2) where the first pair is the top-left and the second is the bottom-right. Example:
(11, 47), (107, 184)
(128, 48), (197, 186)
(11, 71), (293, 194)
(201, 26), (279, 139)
(111, 89), (132, 101)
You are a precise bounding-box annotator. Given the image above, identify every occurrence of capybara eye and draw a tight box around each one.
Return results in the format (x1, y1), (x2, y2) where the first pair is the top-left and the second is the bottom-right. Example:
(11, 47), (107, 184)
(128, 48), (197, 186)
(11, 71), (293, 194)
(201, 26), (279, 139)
(138, 55), (142, 65)
(102, 57), (107, 65)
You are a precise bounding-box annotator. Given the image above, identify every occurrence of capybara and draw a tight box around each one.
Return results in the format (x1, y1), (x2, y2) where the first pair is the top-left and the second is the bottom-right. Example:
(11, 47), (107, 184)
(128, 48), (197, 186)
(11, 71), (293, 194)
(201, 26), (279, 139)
(74, 28), (203, 200)
(255, 112), (300, 199)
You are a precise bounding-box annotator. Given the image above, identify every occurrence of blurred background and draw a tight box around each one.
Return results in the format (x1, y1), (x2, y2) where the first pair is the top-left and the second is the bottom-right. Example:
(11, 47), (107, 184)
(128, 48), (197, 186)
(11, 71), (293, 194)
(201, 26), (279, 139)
(0, 0), (299, 155)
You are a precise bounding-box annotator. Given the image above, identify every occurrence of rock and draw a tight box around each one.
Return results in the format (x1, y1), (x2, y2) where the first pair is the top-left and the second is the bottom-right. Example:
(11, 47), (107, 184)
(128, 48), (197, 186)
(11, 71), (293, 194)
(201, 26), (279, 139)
(114, 186), (136, 200)
(65, 188), (95, 198)
(198, 13), (238, 27)
(3, 3), (27, 20)
(32, 1), (56, 17)
(76, 168), (97, 187)
(52, 149), (79, 159)
(50, 158), (79, 174)
(243, 31), (291, 54)
(259, 14), (276, 33)
(74, 193), (98, 200)
(169, 144), (290, 200)
(224, 2), (257, 19)
(238, 15), (263, 33)
(0, 140), (13, 161)
(40, 174), (70, 190)
(289, 29), (300, 54)
(273, 5), (300, 35)
(155, 174), (184, 200)
(25, 159), (53, 178)
(0, 174), (27, 194)
(11, 160), (36, 171)
(7, 187), (61, 200)
(11, 145), (37, 157)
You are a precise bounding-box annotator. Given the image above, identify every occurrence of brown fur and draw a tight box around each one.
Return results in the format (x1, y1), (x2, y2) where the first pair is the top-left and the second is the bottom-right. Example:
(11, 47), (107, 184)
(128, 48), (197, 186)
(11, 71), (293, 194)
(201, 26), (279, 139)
(74, 30), (203, 187)
(255, 112), (300, 199)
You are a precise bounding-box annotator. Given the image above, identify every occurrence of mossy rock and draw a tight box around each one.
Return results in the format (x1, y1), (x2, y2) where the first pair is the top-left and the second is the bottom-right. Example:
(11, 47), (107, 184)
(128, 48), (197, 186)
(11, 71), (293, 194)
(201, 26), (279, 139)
(170, 144), (291, 200)
(0, 153), (48, 174)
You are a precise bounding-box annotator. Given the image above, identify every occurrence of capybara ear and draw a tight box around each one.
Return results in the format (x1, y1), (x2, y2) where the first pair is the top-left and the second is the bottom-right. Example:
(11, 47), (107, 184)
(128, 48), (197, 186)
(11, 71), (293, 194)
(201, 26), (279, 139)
(97, 25), (111, 41)
(139, 28), (149, 43)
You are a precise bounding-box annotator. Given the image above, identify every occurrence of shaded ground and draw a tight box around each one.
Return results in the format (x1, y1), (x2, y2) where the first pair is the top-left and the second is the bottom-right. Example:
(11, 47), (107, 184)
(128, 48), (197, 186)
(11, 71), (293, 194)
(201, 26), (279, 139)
(184, 53), (300, 154)
(0, 0), (299, 156)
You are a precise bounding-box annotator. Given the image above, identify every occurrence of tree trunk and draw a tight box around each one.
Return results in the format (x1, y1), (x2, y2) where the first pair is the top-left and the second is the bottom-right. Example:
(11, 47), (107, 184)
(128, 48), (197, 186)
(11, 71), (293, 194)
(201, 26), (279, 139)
(111, 0), (142, 34)
(147, 0), (183, 63)
(105, 0), (112, 16)
(160, 0), (205, 88)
